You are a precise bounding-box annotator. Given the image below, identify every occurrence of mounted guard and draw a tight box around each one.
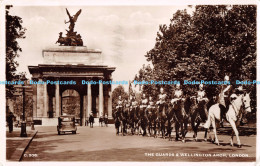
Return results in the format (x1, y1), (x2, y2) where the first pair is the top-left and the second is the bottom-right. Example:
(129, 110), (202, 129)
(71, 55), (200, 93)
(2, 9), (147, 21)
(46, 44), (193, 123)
(219, 75), (234, 127)
(140, 93), (149, 136)
(147, 96), (156, 137)
(156, 87), (167, 138)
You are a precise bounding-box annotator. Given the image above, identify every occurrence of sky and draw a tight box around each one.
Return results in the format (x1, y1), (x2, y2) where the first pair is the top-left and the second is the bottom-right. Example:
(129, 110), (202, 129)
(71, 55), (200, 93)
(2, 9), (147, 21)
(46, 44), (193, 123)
(10, 6), (194, 91)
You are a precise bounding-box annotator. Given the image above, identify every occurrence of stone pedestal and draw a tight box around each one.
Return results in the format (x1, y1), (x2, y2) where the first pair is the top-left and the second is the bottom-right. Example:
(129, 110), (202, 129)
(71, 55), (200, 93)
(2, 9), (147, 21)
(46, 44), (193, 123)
(43, 46), (103, 65)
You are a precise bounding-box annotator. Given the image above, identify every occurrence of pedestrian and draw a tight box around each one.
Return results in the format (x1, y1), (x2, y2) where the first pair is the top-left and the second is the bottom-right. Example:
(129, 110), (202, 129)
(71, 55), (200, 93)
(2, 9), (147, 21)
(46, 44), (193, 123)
(7, 112), (14, 133)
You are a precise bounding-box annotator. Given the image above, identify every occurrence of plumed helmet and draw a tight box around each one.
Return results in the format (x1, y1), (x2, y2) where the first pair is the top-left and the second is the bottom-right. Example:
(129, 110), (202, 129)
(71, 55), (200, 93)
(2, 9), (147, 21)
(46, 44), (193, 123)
(237, 86), (243, 91)
(224, 75), (230, 81)
(160, 87), (164, 92)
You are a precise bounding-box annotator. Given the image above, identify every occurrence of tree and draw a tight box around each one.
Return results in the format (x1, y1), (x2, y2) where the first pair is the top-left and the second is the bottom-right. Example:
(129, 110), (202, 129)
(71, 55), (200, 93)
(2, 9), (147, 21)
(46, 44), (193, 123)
(6, 5), (26, 98)
(135, 5), (256, 110)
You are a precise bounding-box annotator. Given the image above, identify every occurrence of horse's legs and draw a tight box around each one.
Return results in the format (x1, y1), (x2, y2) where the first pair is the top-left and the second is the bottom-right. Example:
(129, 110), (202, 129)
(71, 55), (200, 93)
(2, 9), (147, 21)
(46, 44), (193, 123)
(175, 122), (180, 141)
(194, 121), (200, 142)
(204, 128), (209, 142)
(191, 117), (196, 139)
(211, 117), (220, 146)
(153, 120), (157, 138)
(121, 121), (124, 136)
(131, 122), (134, 135)
(184, 119), (188, 136)
(180, 122), (186, 143)
(230, 130), (234, 146)
(161, 120), (165, 139)
(124, 121), (127, 135)
(168, 120), (172, 141)
(147, 120), (151, 137)
(229, 120), (241, 148)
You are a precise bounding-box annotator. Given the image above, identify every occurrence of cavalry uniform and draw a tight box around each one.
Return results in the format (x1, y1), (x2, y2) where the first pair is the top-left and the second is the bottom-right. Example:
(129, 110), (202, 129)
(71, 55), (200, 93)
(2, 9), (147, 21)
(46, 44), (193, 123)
(140, 97), (148, 117)
(131, 99), (138, 109)
(147, 100), (156, 113)
(157, 93), (167, 105)
(171, 89), (184, 105)
(196, 89), (208, 120)
(116, 99), (123, 110)
(125, 101), (131, 110)
(197, 90), (207, 102)
(219, 84), (233, 121)
(140, 97), (148, 109)
(219, 84), (233, 108)
(157, 93), (167, 113)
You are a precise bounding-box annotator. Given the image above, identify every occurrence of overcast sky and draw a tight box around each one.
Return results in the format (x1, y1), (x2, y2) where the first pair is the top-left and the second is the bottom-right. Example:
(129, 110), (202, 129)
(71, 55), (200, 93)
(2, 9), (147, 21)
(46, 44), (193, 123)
(10, 6), (194, 90)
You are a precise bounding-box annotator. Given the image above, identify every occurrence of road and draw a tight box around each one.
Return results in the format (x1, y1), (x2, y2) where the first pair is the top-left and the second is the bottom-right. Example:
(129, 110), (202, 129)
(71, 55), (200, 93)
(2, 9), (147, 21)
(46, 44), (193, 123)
(22, 125), (256, 162)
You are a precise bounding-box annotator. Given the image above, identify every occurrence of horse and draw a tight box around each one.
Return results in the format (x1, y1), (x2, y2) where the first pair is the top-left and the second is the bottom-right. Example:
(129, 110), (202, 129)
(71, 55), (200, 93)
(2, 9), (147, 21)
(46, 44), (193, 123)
(132, 106), (141, 135)
(190, 96), (209, 142)
(157, 103), (167, 139)
(121, 106), (129, 136)
(147, 106), (156, 137)
(56, 32), (71, 46)
(104, 116), (108, 127)
(140, 106), (149, 136)
(165, 103), (175, 141)
(89, 115), (94, 128)
(204, 93), (251, 148)
(172, 97), (191, 143)
(99, 116), (104, 127)
(113, 108), (122, 135)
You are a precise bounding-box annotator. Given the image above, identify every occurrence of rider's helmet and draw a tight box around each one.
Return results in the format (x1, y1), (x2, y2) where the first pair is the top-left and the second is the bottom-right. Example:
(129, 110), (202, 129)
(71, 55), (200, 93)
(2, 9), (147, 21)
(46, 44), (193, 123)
(176, 83), (180, 90)
(235, 86), (244, 95)
(160, 87), (164, 93)
(224, 75), (230, 81)
(199, 84), (204, 90)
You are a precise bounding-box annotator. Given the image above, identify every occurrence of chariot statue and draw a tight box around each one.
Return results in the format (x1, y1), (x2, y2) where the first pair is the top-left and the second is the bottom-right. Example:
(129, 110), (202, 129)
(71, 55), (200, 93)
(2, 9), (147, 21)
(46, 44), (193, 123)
(56, 8), (83, 46)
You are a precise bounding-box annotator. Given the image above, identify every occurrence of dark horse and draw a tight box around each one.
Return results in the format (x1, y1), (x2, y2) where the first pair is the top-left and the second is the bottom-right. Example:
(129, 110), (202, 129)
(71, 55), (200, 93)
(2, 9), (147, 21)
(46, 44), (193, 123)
(140, 106), (149, 136)
(104, 116), (108, 127)
(129, 106), (140, 135)
(99, 116), (104, 127)
(89, 114), (94, 128)
(121, 106), (129, 136)
(165, 103), (175, 141)
(172, 98), (191, 143)
(147, 106), (157, 137)
(113, 108), (122, 135)
(191, 97), (214, 142)
(157, 103), (167, 139)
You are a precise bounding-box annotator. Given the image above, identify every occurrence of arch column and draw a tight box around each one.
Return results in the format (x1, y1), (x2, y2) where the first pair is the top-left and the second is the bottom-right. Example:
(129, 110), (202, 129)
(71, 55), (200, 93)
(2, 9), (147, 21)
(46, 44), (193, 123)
(43, 79), (48, 117)
(55, 83), (60, 117)
(87, 83), (92, 121)
(99, 81), (104, 117)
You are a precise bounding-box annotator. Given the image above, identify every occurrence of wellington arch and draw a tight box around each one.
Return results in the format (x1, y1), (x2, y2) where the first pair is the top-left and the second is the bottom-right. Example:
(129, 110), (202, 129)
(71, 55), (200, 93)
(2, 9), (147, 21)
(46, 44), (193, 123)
(28, 46), (116, 126)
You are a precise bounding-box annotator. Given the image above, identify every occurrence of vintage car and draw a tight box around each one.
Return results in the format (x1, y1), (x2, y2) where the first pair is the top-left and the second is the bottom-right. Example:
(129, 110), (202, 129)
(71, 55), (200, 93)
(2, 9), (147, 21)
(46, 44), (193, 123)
(57, 115), (77, 135)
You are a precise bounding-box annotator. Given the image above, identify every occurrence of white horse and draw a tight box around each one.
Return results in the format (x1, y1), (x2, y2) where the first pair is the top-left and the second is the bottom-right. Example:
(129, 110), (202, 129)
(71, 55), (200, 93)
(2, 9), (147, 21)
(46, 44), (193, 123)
(204, 93), (251, 148)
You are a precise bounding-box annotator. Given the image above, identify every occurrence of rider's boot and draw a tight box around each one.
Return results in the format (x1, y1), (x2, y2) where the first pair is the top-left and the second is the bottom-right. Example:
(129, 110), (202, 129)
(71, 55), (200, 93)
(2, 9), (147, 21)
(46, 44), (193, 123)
(219, 104), (226, 127)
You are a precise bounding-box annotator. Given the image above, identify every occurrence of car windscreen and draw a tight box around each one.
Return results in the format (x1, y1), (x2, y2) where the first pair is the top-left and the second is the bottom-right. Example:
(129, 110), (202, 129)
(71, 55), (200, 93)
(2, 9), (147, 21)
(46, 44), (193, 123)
(61, 117), (74, 121)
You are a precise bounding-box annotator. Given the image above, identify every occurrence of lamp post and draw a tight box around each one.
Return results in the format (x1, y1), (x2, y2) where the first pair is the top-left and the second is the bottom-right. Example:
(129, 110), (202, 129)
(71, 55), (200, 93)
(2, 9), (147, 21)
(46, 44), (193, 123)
(20, 82), (27, 137)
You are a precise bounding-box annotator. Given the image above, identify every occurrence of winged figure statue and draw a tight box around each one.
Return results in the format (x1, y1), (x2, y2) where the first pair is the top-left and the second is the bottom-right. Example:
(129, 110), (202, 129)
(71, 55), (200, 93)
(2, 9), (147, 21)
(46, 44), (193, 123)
(65, 8), (82, 33)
